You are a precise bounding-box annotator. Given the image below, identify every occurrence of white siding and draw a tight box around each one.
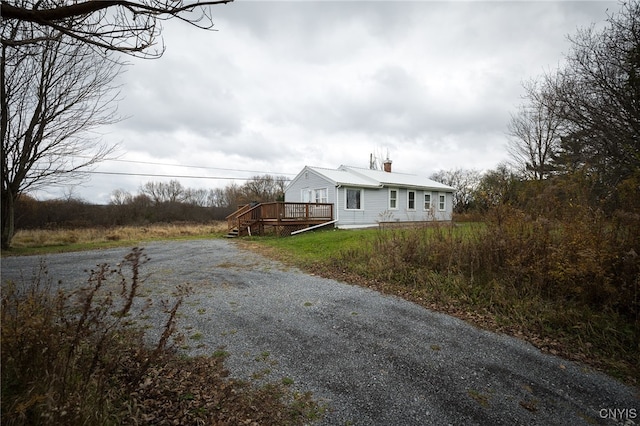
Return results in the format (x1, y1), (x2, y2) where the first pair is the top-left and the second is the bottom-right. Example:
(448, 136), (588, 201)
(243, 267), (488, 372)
(335, 187), (453, 227)
(286, 166), (454, 227)
(336, 186), (389, 226)
(285, 168), (337, 204)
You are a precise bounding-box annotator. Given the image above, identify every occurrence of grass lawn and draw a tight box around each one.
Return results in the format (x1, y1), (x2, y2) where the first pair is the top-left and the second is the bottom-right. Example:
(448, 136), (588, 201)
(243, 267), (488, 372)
(245, 228), (380, 265)
(246, 223), (481, 265)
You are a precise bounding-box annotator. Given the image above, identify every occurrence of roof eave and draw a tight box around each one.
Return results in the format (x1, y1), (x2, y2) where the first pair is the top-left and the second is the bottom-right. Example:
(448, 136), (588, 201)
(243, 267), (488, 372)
(380, 182), (455, 191)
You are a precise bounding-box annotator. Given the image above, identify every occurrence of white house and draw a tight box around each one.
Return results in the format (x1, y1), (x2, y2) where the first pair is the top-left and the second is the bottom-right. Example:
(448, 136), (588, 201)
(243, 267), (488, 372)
(285, 161), (455, 228)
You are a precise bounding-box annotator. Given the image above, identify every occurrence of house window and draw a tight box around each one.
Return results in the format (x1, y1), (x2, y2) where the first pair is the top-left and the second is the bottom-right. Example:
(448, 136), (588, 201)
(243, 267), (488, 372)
(407, 190), (416, 210)
(346, 188), (362, 210)
(424, 193), (432, 210)
(315, 188), (328, 203)
(389, 189), (398, 209)
(438, 194), (446, 211)
(303, 188), (327, 203)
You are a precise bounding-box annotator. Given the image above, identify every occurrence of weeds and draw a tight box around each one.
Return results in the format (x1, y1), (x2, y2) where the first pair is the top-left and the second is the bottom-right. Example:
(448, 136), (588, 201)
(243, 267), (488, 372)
(331, 210), (639, 383)
(1, 248), (323, 425)
(260, 210), (638, 384)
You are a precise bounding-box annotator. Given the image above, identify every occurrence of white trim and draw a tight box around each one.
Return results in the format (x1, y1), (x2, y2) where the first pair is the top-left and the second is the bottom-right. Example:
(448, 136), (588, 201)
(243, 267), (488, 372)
(388, 188), (398, 210)
(313, 187), (329, 203)
(438, 193), (446, 211)
(335, 185), (340, 223)
(423, 192), (432, 211)
(337, 223), (379, 229)
(291, 220), (338, 235)
(407, 190), (416, 211)
(345, 187), (364, 210)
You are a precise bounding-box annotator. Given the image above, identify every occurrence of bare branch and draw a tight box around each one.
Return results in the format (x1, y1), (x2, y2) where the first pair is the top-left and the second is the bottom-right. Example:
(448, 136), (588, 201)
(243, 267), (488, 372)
(1, 0), (233, 58)
(2, 26), (123, 247)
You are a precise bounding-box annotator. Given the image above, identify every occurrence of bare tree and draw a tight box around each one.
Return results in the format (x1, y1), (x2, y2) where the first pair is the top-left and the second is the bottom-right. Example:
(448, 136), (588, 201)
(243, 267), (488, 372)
(507, 79), (563, 180)
(241, 175), (287, 203)
(368, 147), (390, 170)
(1, 0), (233, 58)
(183, 188), (208, 206)
(273, 175), (288, 201)
(541, 1), (640, 188)
(223, 182), (243, 208)
(110, 188), (134, 206)
(207, 187), (228, 208)
(139, 180), (186, 204)
(1, 24), (122, 248)
(430, 168), (482, 213)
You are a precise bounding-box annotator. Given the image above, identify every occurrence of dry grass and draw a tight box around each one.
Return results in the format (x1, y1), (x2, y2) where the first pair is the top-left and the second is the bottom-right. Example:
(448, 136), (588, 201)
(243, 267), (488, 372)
(10, 222), (228, 249)
(250, 216), (639, 386)
(1, 247), (323, 425)
(326, 214), (640, 385)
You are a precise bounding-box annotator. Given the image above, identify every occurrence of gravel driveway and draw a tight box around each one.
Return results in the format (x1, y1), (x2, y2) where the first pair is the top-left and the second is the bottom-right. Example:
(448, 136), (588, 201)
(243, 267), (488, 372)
(2, 239), (638, 425)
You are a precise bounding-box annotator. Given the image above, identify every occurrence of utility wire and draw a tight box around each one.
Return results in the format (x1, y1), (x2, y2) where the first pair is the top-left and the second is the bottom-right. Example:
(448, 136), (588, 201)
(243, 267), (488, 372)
(81, 170), (291, 181)
(74, 155), (297, 176)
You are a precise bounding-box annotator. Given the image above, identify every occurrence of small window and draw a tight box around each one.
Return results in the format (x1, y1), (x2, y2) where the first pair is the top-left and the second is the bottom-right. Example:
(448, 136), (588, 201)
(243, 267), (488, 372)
(424, 193), (432, 210)
(407, 190), (416, 210)
(389, 189), (398, 209)
(315, 188), (328, 203)
(302, 189), (311, 202)
(346, 188), (362, 210)
(438, 194), (446, 211)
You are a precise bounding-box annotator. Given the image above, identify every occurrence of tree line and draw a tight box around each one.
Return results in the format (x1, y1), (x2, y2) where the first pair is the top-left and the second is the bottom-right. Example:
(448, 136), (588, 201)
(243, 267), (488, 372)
(14, 175), (288, 229)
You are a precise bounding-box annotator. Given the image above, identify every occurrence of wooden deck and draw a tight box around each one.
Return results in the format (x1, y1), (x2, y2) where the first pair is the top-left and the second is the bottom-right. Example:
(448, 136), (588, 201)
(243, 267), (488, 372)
(226, 202), (334, 237)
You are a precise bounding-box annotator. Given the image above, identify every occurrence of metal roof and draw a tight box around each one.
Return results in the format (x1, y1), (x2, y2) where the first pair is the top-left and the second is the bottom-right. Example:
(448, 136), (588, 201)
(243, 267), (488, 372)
(307, 167), (380, 187)
(306, 165), (455, 191)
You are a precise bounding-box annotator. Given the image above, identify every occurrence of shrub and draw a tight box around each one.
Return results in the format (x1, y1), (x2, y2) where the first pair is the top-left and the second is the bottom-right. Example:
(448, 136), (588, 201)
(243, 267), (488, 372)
(333, 208), (639, 381)
(1, 248), (323, 425)
(1, 248), (181, 424)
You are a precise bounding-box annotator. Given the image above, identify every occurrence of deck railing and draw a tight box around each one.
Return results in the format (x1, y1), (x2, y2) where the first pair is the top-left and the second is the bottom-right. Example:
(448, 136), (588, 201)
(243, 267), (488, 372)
(259, 202), (333, 221)
(227, 202), (334, 233)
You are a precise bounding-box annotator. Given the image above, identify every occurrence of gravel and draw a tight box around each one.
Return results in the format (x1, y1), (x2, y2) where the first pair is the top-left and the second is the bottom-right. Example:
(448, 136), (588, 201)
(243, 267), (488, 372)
(2, 239), (638, 425)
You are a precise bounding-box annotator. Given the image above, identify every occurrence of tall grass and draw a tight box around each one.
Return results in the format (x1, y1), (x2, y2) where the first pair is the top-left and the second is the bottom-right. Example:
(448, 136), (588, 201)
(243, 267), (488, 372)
(325, 210), (639, 383)
(5, 222), (227, 254)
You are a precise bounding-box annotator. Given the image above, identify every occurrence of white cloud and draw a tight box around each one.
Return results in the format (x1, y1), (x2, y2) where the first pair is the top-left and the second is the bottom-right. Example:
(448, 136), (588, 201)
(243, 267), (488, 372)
(33, 0), (616, 203)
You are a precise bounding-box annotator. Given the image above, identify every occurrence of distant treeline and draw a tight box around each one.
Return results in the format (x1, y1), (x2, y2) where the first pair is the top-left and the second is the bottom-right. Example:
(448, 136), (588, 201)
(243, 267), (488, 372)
(16, 175), (287, 229)
(14, 197), (234, 229)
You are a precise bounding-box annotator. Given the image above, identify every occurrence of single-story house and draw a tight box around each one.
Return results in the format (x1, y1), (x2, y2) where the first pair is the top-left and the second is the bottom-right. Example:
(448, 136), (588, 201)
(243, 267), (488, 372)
(285, 161), (455, 228)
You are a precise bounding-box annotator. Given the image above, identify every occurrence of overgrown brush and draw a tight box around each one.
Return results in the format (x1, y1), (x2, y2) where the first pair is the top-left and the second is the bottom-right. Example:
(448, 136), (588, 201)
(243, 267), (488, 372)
(1, 248), (323, 425)
(335, 207), (639, 382)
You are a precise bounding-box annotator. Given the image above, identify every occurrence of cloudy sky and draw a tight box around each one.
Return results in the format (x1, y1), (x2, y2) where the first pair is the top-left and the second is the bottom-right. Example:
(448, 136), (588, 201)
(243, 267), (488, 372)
(38, 1), (615, 204)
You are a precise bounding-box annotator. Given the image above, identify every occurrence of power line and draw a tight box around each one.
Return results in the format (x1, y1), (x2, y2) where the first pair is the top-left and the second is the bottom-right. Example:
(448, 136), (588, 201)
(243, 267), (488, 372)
(74, 155), (297, 176)
(81, 170), (291, 181)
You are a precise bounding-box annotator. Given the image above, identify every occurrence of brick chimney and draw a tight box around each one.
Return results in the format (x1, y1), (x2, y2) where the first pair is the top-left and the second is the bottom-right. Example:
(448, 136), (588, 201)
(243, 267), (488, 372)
(383, 158), (392, 173)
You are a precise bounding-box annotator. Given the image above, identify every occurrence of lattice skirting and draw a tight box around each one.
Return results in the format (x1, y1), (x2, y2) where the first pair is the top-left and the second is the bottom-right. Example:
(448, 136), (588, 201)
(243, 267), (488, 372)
(272, 224), (309, 236)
